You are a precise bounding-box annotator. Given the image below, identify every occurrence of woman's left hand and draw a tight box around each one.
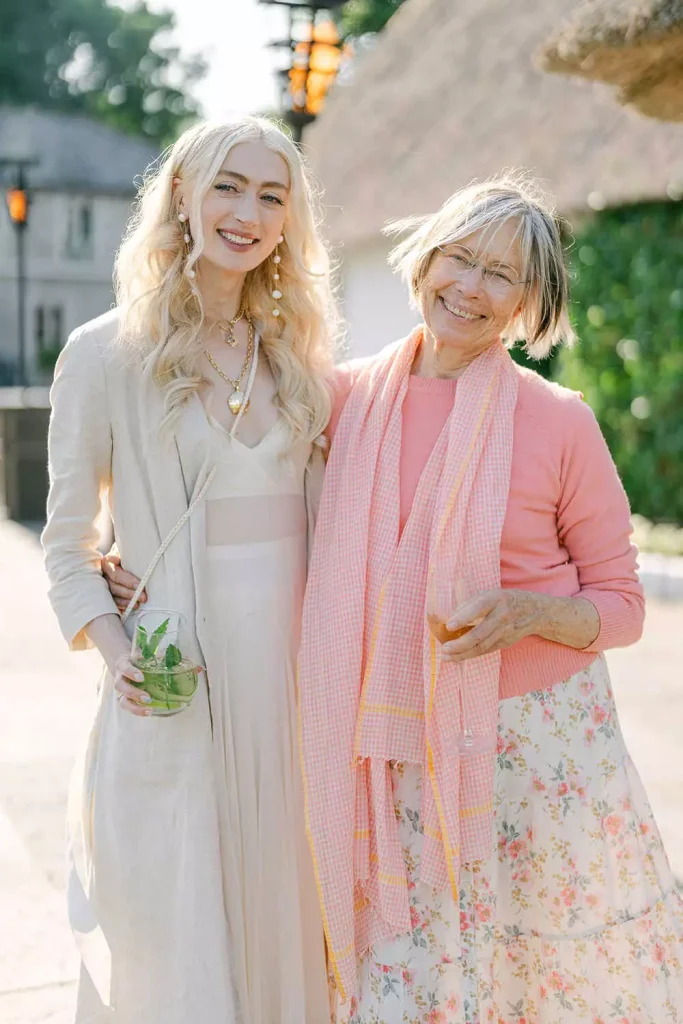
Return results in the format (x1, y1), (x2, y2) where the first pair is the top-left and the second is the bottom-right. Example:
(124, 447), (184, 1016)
(440, 588), (541, 662)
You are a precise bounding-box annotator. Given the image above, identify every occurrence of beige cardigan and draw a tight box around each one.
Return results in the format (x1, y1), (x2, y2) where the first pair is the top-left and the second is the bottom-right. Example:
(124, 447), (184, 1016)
(42, 309), (324, 1024)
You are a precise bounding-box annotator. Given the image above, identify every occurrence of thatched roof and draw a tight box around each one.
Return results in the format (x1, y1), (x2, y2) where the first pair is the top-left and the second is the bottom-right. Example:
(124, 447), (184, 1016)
(304, 0), (683, 245)
(539, 0), (683, 121)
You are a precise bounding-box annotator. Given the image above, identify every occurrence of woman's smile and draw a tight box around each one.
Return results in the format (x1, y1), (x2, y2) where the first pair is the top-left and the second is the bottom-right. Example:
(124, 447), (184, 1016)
(439, 295), (485, 321)
(217, 228), (259, 252)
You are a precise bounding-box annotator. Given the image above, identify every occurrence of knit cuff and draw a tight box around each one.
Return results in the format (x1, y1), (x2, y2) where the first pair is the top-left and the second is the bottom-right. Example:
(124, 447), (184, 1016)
(578, 589), (642, 653)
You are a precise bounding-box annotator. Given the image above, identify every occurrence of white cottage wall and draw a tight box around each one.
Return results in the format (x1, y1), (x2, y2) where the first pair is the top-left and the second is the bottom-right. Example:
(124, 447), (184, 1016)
(340, 239), (419, 358)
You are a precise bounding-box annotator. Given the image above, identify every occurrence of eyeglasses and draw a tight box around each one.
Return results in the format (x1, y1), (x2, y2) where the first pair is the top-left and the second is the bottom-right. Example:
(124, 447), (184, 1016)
(435, 244), (529, 297)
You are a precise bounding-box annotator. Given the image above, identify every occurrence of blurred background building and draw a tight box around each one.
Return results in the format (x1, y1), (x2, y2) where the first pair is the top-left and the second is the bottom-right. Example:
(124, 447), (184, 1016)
(298, 0), (683, 529)
(0, 109), (157, 385)
(304, 0), (683, 357)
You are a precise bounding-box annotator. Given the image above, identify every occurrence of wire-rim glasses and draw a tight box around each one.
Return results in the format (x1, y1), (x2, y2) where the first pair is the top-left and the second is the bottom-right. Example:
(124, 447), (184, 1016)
(436, 244), (529, 297)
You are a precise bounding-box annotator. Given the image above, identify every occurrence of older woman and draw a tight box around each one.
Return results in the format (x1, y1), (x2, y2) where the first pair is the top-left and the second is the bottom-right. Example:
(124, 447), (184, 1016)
(298, 177), (683, 1021)
(106, 175), (683, 1021)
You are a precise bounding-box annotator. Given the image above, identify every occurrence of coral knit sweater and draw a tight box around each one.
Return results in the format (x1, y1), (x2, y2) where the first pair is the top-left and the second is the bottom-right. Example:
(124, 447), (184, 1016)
(328, 360), (645, 700)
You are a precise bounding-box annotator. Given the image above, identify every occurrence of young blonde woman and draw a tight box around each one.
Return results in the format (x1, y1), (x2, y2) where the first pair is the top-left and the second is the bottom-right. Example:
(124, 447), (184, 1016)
(42, 117), (336, 1024)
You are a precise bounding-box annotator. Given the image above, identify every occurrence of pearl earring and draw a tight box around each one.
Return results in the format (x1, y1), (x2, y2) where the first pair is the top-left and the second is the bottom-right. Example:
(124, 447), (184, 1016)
(272, 235), (283, 318)
(178, 211), (191, 244)
(178, 211), (195, 278)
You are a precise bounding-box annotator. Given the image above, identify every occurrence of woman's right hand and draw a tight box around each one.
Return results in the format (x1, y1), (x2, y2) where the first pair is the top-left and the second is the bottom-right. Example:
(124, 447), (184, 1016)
(101, 553), (147, 614)
(85, 612), (153, 717)
(113, 653), (152, 717)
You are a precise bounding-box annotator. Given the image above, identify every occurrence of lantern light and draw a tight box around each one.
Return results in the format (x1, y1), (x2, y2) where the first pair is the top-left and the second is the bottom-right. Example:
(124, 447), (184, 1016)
(0, 157), (38, 386)
(6, 188), (29, 226)
(260, 0), (348, 141)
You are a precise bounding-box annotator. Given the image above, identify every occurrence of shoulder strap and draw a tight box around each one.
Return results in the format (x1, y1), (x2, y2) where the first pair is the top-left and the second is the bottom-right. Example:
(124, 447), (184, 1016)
(120, 466), (216, 624)
(120, 330), (261, 623)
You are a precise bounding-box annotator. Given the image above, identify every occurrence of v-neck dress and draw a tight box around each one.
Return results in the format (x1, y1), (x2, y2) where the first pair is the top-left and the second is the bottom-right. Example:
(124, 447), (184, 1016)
(180, 405), (329, 1024)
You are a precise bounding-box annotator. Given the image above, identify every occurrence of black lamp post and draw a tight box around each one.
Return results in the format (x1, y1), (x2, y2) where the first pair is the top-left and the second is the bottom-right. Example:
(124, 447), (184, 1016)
(0, 158), (38, 387)
(259, 0), (347, 142)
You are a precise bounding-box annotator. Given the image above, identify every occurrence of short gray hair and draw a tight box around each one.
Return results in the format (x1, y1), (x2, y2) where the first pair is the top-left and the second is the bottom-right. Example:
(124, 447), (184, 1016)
(385, 172), (576, 358)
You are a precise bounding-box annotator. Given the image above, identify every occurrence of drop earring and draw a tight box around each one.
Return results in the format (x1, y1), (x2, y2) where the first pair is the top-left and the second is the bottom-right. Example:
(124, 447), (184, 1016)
(272, 235), (283, 317)
(178, 211), (195, 278)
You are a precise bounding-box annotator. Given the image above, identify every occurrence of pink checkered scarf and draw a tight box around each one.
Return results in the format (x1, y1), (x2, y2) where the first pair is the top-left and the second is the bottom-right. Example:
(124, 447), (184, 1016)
(298, 327), (518, 1003)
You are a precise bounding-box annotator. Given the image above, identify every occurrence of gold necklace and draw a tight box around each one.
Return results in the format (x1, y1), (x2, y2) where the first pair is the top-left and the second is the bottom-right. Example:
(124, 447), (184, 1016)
(204, 319), (255, 415)
(211, 307), (246, 348)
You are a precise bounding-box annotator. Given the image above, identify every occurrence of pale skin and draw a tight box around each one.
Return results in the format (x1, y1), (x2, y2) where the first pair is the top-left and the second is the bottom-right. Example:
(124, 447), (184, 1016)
(103, 216), (601, 674)
(90, 140), (292, 714)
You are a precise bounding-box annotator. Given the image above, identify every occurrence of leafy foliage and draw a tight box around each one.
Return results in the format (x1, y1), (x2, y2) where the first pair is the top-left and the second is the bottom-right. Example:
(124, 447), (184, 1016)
(555, 201), (683, 524)
(509, 342), (555, 380)
(0, 0), (205, 140)
(340, 0), (406, 36)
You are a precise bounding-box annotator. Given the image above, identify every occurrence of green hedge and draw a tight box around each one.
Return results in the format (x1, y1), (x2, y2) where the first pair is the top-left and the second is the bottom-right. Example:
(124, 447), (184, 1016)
(555, 200), (683, 525)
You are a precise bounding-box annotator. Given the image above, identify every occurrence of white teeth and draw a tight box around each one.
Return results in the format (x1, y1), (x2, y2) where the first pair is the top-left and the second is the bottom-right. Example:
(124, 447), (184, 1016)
(442, 298), (480, 320)
(219, 230), (256, 245)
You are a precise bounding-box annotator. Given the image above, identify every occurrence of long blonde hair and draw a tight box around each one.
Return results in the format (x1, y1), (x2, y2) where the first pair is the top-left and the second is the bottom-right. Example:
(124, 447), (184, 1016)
(386, 172), (576, 358)
(114, 117), (339, 443)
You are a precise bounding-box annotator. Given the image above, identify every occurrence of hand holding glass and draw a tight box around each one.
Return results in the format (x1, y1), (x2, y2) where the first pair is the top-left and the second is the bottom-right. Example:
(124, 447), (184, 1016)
(426, 580), (493, 755)
(130, 608), (199, 716)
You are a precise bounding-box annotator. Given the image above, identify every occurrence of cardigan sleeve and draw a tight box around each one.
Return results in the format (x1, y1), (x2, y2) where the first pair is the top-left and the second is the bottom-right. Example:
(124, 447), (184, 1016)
(556, 395), (645, 652)
(41, 325), (119, 650)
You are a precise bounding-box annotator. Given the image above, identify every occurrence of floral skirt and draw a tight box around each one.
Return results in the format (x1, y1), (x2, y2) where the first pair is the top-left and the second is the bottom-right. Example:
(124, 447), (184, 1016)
(332, 657), (683, 1024)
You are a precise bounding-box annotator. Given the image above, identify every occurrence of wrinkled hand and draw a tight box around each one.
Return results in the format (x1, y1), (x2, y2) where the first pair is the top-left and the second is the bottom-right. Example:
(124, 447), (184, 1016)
(439, 588), (542, 662)
(101, 553), (146, 615)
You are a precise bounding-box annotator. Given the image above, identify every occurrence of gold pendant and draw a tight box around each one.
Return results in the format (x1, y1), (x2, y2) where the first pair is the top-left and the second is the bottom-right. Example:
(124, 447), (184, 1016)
(228, 390), (250, 415)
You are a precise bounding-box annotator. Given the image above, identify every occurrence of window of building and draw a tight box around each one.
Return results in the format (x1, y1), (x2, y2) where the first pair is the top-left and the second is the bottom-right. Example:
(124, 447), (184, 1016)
(35, 306), (64, 365)
(35, 306), (44, 349)
(66, 198), (94, 259)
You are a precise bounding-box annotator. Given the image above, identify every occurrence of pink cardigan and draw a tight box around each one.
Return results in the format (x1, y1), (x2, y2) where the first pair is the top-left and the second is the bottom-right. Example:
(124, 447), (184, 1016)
(328, 358), (645, 700)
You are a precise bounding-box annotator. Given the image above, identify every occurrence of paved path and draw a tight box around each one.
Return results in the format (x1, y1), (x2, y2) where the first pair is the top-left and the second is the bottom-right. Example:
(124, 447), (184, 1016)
(1, 519), (682, 1023)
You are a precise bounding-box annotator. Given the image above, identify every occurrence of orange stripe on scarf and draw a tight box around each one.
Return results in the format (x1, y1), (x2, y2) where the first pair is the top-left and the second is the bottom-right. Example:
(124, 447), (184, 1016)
(298, 327), (519, 1002)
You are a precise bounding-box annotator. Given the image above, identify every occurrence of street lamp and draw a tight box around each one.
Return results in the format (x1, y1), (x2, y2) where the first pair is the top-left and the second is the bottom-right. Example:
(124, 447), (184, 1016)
(0, 158), (38, 387)
(260, 0), (347, 142)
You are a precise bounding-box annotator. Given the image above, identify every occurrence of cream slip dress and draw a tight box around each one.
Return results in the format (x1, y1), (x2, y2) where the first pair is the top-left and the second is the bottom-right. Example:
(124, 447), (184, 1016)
(181, 399), (328, 1024)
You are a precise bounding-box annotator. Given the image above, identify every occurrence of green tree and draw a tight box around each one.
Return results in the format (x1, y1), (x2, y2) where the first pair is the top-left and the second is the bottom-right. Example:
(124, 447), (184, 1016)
(510, 342), (556, 380)
(555, 201), (683, 524)
(341, 0), (406, 36)
(0, 0), (205, 140)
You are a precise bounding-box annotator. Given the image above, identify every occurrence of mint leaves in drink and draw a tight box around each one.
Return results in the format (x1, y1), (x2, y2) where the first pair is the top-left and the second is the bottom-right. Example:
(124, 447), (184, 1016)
(132, 615), (197, 715)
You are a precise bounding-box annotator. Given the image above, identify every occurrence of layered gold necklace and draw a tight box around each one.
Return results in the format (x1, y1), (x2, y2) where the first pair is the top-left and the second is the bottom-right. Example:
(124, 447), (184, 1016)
(205, 317), (255, 415)
(210, 307), (246, 348)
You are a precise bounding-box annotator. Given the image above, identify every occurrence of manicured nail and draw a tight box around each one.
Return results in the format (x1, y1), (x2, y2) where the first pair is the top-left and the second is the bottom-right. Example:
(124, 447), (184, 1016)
(139, 692), (152, 702)
(133, 671), (144, 682)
